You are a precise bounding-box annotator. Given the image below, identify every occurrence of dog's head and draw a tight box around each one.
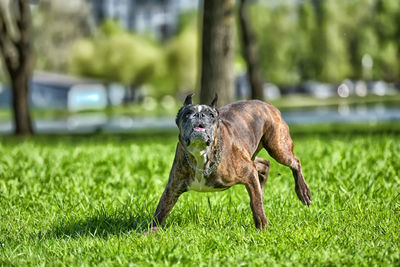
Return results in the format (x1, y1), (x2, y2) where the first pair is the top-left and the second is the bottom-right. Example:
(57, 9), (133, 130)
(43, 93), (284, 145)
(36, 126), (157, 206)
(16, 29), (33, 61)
(176, 93), (219, 150)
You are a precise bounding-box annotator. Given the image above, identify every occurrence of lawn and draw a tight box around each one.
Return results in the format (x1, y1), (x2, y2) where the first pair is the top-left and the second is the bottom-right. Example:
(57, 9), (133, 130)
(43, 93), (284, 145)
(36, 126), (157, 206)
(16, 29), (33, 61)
(0, 128), (399, 266)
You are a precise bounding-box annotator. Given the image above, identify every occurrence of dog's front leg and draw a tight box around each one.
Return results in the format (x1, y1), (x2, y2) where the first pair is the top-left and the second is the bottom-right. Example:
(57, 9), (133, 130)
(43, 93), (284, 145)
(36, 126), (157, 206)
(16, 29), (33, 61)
(148, 180), (186, 234)
(244, 170), (268, 230)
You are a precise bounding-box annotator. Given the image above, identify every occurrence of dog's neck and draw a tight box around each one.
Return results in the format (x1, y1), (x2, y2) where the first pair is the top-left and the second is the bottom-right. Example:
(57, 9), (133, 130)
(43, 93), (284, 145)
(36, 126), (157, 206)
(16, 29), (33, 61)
(188, 141), (211, 171)
(182, 127), (221, 173)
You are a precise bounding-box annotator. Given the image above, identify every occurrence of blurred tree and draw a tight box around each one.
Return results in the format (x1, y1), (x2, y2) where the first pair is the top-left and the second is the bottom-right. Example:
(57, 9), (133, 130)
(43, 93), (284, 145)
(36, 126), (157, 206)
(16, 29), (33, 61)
(0, 0), (33, 135)
(251, 4), (299, 85)
(150, 12), (199, 97)
(313, 0), (352, 83)
(238, 0), (263, 100)
(177, 10), (198, 33)
(33, 0), (93, 72)
(355, 27), (379, 80)
(199, 0), (235, 106)
(297, 0), (318, 81)
(341, 0), (376, 80)
(69, 0), (400, 99)
(372, 0), (400, 81)
(164, 27), (198, 95)
(70, 20), (166, 98)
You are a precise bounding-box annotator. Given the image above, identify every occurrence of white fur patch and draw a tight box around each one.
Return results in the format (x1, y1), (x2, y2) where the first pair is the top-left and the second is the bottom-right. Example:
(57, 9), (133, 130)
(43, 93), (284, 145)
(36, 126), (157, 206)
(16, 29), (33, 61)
(188, 177), (223, 192)
(196, 105), (207, 113)
(187, 144), (224, 192)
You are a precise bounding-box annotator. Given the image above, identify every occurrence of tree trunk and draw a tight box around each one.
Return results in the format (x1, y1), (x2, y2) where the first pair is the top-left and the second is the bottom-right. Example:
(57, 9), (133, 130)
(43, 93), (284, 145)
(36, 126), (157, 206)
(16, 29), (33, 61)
(11, 69), (33, 135)
(199, 0), (235, 106)
(239, 0), (264, 100)
(0, 0), (34, 135)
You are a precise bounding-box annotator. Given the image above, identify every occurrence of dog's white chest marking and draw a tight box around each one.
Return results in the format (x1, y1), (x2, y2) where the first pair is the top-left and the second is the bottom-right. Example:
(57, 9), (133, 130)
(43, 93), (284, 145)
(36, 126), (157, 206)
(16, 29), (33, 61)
(187, 147), (222, 192)
(189, 176), (217, 192)
(189, 173), (224, 192)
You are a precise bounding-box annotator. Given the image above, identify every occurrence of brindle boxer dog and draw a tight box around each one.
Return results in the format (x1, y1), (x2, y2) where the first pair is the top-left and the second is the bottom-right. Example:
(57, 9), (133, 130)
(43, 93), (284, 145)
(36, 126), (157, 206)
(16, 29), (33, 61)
(148, 93), (311, 233)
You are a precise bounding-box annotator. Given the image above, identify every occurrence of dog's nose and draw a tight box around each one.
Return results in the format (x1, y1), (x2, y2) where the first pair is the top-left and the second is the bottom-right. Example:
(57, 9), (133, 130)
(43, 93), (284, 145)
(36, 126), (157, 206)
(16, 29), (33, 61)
(194, 113), (205, 119)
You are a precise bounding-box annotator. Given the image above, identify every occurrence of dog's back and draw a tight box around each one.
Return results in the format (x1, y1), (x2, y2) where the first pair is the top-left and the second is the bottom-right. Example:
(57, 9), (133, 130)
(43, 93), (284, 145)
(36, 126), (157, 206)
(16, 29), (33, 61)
(218, 100), (281, 156)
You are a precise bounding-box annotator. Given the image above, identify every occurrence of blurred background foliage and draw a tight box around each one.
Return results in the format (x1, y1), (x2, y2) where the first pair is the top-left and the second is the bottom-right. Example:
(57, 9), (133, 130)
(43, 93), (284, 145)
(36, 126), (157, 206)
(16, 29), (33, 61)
(32, 0), (93, 72)
(70, 16), (199, 100)
(250, 0), (400, 85)
(2, 0), (400, 98)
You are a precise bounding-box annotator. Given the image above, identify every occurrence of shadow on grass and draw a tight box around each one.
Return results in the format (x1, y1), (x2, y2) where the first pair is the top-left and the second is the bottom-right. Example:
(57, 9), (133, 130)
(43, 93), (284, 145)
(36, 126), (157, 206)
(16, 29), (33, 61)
(43, 211), (153, 239)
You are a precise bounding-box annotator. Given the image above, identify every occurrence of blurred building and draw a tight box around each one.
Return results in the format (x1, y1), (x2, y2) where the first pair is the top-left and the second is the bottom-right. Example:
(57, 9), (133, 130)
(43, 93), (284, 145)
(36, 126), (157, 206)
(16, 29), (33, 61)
(87, 0), (198, 40)
(0, 72), (129, 111)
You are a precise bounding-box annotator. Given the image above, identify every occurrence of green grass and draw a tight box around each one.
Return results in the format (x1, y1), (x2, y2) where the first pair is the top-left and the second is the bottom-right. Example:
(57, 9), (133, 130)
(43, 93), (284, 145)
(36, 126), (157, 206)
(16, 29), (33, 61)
(0, 130), (399, 266)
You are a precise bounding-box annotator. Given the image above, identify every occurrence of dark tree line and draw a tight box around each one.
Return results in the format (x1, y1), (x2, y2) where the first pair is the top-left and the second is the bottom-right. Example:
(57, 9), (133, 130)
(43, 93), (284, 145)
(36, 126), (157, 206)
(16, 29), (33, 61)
(250, 0), (400, 85)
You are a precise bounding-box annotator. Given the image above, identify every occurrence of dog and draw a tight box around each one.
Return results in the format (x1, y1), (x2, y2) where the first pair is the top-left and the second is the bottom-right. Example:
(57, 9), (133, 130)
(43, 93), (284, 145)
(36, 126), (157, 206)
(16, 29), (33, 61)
(148, 94), (311, 232)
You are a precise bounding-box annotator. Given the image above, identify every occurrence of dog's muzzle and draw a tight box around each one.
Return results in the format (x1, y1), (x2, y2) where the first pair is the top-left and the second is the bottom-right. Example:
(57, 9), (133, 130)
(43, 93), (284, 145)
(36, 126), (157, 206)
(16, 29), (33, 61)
(187, 126), (211, 146)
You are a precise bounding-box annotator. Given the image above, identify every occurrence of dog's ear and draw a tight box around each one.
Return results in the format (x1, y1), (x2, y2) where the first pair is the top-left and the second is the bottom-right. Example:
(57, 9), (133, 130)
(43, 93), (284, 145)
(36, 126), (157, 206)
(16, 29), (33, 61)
(184, 93), (194, 106)
(210, 93), (218, 109)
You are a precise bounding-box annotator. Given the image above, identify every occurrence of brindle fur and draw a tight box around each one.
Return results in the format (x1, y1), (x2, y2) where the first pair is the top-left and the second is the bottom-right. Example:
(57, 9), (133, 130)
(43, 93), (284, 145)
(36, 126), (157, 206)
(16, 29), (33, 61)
(148, 96), (311, 233)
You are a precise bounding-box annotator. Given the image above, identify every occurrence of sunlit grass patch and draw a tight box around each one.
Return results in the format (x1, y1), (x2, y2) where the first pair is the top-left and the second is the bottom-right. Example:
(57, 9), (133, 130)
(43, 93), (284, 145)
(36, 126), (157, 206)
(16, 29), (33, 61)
(0, 132), (399, 265)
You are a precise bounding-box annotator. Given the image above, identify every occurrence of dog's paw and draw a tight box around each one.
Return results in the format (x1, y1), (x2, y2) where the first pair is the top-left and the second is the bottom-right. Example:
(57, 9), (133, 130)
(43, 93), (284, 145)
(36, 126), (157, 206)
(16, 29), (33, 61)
(295, 183), (311, 206)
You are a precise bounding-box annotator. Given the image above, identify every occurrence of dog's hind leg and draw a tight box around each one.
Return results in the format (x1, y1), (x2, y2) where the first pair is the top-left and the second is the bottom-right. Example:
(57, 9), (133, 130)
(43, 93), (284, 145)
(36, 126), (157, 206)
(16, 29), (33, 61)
(262, 119), (311, 206)
(254, 157), (270, 192)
